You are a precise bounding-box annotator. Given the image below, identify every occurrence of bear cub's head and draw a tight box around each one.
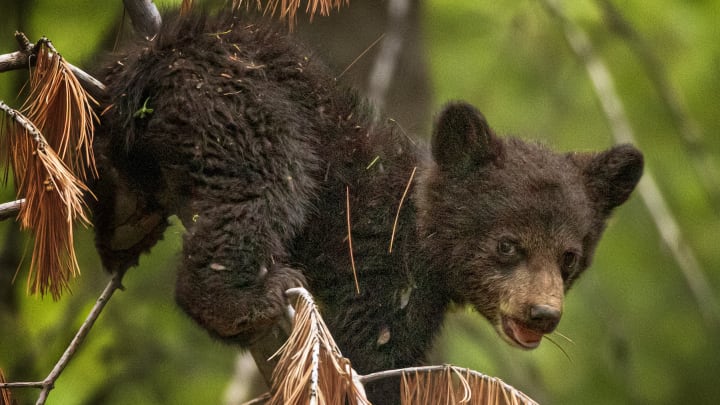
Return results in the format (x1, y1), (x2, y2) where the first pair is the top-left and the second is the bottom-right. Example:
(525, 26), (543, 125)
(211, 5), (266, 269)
(417, 102), (643, 349)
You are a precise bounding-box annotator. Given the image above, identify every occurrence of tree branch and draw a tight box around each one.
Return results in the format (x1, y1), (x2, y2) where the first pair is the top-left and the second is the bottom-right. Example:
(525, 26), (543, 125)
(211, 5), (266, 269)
(0, 273), (124, 405)
(539, 0), (720, 326)
(366, 0), (410, 115)
(0, 50), (28, 72)
(0, 98), (44, 142)
(0, 199), (24, 221)
(122, 0), (162, 41)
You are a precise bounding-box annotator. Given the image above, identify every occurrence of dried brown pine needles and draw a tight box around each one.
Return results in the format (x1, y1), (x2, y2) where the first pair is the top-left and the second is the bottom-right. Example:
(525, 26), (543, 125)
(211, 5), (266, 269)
(345, 185), (360, 294)
(0, 369), (13, 405)
(399, 365), (539, 405)
(233, 0), (348, 28)
(389, 166), (416, 253)
(0, 39), (97, 298)
(268, 287), (369, 405)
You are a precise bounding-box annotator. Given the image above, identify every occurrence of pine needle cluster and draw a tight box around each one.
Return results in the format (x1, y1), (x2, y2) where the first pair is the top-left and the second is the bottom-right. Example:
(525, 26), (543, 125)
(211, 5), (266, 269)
(0, 39), (97, 298)
(400, 366), (538, 405)
(268, 287), (370, 404)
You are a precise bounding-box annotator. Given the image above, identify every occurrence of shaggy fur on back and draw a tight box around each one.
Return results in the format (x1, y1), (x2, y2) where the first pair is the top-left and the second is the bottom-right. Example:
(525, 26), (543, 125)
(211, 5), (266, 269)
(92, 11), (643, 404)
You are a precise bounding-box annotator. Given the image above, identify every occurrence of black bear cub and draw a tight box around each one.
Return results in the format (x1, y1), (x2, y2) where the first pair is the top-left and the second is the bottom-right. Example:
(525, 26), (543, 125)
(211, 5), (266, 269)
(92, 11), (643, 404)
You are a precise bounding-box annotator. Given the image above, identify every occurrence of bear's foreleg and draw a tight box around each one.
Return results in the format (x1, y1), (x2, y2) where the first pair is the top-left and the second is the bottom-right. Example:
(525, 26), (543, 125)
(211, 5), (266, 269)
(174, 193), (308, 345)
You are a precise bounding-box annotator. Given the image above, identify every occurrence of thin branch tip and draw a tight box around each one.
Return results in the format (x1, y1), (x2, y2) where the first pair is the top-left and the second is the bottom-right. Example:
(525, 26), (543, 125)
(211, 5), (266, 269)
(0, 274), (123, 404)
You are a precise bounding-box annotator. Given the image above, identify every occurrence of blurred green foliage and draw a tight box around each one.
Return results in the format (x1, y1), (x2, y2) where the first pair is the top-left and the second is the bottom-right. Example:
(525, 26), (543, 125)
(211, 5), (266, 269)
(425, 1), (720, 404)
(1, 0), (719, 404)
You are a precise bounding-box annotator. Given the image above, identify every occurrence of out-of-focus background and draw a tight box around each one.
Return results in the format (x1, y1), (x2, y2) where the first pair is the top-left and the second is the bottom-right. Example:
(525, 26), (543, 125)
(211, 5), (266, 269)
(1, 0), (718, 404)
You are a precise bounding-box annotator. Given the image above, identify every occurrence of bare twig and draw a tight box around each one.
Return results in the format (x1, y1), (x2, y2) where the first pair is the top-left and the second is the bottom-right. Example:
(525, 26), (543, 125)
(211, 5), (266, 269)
(0, 199), (24, 221)
(0, 51), (28, 72)
(0, 99), (43, 142)
(0, 273), (124, 405)
(539, 0), (720, 325)
(122, 0), (162, 41)
(0, 380), (45, 389)
(366, 0), (410, 114)
(0, 32), (34, 73)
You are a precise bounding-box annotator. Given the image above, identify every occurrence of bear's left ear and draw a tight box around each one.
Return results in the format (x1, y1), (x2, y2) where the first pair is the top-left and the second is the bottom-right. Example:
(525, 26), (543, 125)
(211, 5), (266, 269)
(573, 144), (644, 214)
(431, 101), (502, 172)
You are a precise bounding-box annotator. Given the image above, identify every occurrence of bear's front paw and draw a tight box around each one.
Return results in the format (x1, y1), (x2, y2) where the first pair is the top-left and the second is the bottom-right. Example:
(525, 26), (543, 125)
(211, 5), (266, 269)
(226, 265), (307, 344)
(262, 264), (308, 314)
(175, 260), (308, 345)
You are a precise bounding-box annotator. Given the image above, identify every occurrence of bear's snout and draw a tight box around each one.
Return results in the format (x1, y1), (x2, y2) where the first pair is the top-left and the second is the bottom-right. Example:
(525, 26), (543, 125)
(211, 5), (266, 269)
(499, 303), (562, 350)
(528, 304), (561, 334)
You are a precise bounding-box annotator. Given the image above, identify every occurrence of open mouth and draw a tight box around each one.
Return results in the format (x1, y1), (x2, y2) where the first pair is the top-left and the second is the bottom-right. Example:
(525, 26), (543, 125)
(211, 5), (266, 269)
(501, 316), (544, 349)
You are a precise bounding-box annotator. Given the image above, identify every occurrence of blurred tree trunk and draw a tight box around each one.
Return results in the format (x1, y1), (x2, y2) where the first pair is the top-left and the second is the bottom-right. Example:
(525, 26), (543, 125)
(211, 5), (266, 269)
(297, 0), (432, 136)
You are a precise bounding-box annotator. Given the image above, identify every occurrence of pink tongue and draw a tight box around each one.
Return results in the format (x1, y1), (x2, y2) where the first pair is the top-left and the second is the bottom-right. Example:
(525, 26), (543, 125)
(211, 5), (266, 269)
(509, 319), (543, 347)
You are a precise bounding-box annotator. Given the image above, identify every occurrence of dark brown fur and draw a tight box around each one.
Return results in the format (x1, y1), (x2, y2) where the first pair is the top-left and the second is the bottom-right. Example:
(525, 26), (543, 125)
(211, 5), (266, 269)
(91, 12), (643, 404)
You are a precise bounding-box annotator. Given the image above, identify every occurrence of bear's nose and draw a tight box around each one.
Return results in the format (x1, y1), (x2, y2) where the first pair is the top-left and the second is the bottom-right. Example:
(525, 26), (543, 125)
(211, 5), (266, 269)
(528, 304), (561, 333)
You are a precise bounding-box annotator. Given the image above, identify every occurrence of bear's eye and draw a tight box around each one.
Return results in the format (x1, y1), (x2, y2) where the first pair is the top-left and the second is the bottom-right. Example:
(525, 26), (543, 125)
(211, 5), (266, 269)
(497, 239), (519, 257)
(562, 251), (580, 272)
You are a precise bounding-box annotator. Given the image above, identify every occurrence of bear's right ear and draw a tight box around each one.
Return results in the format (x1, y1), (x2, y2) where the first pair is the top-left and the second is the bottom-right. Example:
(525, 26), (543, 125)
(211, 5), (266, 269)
(431, 102), (502, 172)
(573, 144), (644, 215)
